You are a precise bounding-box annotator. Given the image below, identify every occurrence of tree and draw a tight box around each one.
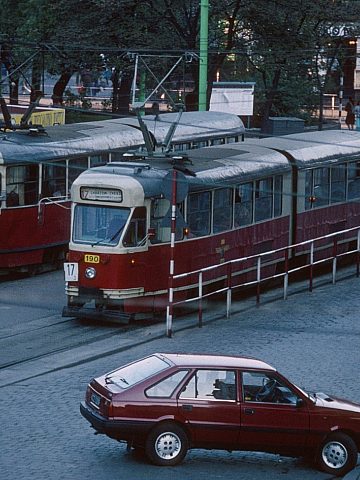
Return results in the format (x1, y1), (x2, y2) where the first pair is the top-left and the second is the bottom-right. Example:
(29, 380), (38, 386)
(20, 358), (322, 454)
(240, 0), (360, 128)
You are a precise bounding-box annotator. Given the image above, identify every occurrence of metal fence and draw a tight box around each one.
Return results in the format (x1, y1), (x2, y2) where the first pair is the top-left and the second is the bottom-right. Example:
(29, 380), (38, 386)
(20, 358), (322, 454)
(166, 226), (360, 336)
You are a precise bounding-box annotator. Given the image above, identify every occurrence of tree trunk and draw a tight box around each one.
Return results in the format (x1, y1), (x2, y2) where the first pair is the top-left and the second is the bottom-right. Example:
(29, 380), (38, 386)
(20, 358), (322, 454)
(117, 74), (131, 115)
(52, 71), (73, 106)
(111, 68), (120, 113)
(31, 56), (42, 102)
(261, 69), (282, 131)
(318, 88), (324, 131)
(9, 79), (18, 105)
(1, 44), (19, 104)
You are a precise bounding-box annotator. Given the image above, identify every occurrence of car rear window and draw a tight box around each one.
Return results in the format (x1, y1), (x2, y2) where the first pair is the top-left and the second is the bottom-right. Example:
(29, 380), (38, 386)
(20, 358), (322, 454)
(105, 355), (170, 389)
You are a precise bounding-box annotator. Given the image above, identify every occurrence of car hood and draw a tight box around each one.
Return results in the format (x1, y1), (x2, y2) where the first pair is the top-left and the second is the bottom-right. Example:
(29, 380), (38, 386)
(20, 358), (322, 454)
(314, 392), (360, 414)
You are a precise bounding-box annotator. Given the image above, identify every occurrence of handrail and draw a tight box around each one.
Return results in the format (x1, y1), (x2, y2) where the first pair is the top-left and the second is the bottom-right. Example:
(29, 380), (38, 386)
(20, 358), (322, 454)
(37, 195), (71, 222)
(166, 225), (360, 335)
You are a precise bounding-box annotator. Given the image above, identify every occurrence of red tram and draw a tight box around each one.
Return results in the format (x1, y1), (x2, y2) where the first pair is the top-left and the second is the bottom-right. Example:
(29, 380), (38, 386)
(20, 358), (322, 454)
(0, 111), (244, 275)
(63, 129), (360, 322)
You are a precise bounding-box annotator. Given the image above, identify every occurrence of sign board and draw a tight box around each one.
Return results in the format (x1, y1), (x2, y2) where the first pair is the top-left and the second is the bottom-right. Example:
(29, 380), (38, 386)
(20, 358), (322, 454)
(80, 187), (123, 202)
(210, 82), (255, 116)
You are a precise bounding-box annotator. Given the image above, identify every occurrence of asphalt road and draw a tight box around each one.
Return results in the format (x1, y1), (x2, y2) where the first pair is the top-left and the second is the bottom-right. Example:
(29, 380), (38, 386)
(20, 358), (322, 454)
(0, 269), (360, 480)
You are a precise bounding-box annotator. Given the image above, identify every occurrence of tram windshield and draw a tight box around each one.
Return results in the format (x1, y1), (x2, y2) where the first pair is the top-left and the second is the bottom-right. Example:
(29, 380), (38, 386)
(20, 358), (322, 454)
(73, 204), (130, 246)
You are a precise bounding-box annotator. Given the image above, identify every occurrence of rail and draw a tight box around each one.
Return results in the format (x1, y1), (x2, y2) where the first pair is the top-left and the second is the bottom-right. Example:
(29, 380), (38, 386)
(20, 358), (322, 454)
(166, 226), (360, 336)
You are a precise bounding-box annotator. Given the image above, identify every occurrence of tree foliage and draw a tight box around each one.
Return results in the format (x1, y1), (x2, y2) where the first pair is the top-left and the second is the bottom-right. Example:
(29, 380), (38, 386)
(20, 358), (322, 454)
(1, 0), (360, 124)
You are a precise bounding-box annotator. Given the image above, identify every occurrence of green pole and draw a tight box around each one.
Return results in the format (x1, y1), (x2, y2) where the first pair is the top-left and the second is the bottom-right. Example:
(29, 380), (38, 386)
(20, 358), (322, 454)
(139, 71), (146, 116)
(198, 0), (209, 111)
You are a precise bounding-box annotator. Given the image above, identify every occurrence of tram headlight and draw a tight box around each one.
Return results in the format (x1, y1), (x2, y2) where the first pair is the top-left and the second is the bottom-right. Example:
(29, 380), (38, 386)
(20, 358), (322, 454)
(85, 267), (96, 279)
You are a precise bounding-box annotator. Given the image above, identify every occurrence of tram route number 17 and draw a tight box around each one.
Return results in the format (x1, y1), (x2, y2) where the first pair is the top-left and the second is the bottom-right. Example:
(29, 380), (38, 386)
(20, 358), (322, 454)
(64, 262), (79, 282)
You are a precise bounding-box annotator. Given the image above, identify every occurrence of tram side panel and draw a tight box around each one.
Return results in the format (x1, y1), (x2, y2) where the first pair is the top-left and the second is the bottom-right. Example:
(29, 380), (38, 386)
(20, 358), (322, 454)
(293, 166), (360, 264)
(66, 216), (291, 317)
(0, 203), (70, 273)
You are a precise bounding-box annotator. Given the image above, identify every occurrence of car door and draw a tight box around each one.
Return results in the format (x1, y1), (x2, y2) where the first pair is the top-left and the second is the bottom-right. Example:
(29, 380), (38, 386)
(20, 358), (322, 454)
(177, 369), (241, 447)
(240, 371), (310, 452)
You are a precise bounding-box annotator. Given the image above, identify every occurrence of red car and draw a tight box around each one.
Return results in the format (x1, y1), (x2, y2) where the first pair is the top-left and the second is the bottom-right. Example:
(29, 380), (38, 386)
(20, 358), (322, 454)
(80, 353), (360, 476)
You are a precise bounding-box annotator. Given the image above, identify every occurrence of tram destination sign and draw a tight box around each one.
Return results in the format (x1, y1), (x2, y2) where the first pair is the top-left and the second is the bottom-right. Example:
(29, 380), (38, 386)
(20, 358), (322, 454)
(80, 187), (123, 202)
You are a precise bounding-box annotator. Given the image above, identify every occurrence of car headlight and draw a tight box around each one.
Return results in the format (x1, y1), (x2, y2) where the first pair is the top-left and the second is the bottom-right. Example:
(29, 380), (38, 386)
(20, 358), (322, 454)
(85, 267), (96, 279)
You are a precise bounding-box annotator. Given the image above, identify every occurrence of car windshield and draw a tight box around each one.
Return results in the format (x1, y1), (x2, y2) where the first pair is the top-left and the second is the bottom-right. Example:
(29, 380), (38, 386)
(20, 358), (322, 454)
(105, 355), (170, 389)
(73, 204), (130, 246)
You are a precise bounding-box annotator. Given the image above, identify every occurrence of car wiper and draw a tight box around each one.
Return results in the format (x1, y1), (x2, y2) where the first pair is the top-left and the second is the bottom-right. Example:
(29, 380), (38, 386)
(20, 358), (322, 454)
(118, 377), (129, 385)
(91, 224), (125, 247)
(105, 375), (129, 387)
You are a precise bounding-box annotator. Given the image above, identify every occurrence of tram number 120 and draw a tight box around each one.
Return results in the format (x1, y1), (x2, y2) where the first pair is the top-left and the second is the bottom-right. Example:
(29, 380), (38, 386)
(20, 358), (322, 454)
(64, 262), (79, 282)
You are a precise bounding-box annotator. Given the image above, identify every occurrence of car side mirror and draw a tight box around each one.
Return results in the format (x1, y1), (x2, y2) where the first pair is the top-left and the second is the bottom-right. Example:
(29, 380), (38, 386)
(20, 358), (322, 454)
(296, 398), (304, 407)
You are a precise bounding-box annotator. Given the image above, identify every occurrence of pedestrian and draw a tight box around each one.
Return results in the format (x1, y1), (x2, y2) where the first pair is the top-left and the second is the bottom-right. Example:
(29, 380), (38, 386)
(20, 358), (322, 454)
(354, 101), (360, 131)
(345, 97), (355, 130)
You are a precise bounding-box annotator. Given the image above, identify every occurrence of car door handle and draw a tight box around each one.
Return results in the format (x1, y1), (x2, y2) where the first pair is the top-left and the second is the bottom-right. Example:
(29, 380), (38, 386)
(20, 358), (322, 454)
(244, 408), (255, 415)
(182, 404), (193, 412)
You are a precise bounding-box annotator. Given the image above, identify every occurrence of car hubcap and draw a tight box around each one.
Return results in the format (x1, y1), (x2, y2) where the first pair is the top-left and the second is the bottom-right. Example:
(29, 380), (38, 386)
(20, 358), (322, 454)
(322, 441), (348, 469)
(155, 432), (181, 460)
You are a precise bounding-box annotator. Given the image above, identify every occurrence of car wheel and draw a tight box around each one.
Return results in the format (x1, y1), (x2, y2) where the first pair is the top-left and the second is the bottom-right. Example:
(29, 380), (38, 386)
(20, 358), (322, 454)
(316, 432), (358, 477)
(145, 423), (188, 466)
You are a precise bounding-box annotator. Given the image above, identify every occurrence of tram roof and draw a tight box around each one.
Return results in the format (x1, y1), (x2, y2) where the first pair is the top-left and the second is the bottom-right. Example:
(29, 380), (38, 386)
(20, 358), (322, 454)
(83, 142), (290, 197)
(0, 111), (244, 165)
(251, 129), (360, 167)
(184, 143), (290, 186)
(133, 110), (245, 142)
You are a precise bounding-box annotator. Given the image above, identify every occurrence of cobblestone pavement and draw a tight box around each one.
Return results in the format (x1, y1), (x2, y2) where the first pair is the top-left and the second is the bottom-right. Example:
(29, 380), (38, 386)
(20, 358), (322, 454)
(1, 272), (360, 480)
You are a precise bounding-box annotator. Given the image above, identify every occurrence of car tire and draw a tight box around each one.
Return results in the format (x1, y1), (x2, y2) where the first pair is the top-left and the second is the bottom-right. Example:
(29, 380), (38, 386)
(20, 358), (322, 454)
(145, 422), (188, 466)
(316, 432), (358, 477)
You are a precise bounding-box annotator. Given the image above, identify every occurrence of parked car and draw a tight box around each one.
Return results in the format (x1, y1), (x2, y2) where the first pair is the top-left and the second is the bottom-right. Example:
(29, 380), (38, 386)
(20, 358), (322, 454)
(80, 353), (360, 476)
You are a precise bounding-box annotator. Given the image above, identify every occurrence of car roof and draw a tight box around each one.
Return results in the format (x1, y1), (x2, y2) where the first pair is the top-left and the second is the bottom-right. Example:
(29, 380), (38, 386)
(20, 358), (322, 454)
(157, 353), (276, 371)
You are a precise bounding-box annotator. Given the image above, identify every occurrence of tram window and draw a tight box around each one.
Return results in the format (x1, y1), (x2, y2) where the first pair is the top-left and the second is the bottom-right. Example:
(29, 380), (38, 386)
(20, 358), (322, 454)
(330, 164), (346, 203)
(73, 204), (130, 245)
(211, 138), (224, 146)
(213, 188), (232, 233)
(313, 167), (330, 207)
(255, 178), (273, 222)
(123, 207), (147, 247)
(6, 165), (39, 206)
(174, 143), (191, 151)
(348, 161), (360, 200)
(274, 175), (283, 216)
(90, 154), (108, 167)
(150, 199), (170, 243)
(68, 157), (88, 188)
(187, 191), (211, 237)
(234, 183), (253, 227)
(111, 149), (133, 161)
(305, 170), (313, 210)
(305, 167), (330, 209)
(42, 161), (66, 197)
(150, 199), (184, 243)
(193, 141), (207, 149)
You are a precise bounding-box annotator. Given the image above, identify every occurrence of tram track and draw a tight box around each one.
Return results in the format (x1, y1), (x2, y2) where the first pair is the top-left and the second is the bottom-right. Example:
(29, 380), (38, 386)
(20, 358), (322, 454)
(0, 316), (184, 389)
(0, 314), (154, 370)
(1, 267), (359, 389)
(0, 325), (130, 370)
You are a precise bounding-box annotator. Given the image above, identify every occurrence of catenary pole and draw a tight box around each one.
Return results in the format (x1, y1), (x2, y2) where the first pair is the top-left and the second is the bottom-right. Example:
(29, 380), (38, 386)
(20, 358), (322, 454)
(198, 0), (209, 111)
(166, 169), (178, 338)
